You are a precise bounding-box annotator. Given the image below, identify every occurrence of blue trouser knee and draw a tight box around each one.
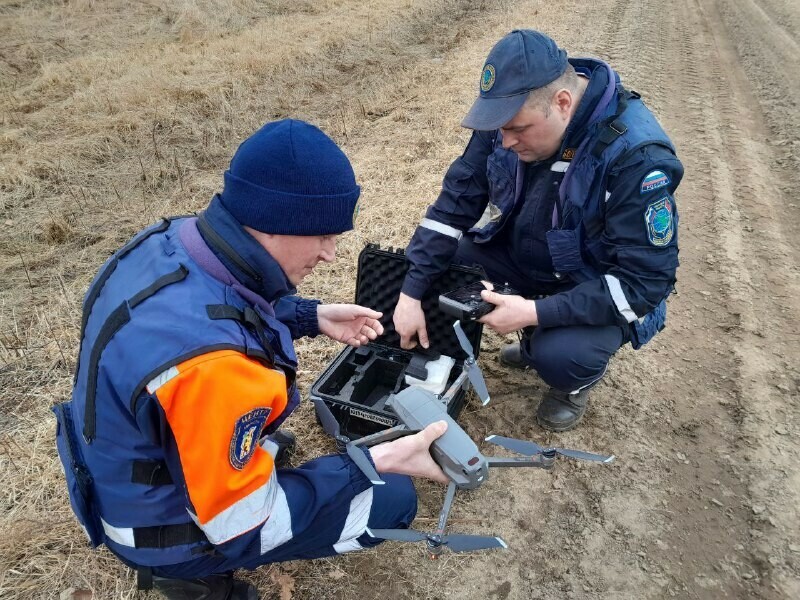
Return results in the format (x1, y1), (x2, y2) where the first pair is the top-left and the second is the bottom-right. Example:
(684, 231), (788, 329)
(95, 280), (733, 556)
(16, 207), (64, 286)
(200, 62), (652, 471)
(524, 325), (627, 392)
(150, 473), (416, 578)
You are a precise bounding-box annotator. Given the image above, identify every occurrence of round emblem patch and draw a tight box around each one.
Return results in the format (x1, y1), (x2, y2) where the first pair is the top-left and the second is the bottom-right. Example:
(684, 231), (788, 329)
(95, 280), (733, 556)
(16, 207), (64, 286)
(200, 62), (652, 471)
(229, 407), (271, 470)
(644, 196), (675, 247)
(480, 64), (496, 93)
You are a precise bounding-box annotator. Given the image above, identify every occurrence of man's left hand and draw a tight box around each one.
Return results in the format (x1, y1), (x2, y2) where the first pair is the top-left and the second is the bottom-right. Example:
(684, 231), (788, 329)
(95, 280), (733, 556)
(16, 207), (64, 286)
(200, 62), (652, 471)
(477, 291), (538, 334)
(318, 304), (384, 347)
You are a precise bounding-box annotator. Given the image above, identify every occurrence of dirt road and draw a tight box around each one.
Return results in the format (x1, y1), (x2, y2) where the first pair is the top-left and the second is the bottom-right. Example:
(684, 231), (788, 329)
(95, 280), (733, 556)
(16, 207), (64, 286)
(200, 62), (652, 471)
(1, 0), (798, 598)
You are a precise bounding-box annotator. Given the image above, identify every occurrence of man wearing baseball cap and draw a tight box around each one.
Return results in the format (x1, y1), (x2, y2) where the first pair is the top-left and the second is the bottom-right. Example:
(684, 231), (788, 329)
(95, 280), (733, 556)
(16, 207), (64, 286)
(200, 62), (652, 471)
(394, 30), (683, 432)
(55, 120), (449, 599)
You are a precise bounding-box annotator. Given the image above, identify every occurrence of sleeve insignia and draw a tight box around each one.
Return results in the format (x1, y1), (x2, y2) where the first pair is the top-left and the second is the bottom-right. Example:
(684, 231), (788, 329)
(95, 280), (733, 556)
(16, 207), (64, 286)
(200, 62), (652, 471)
(645, 196), (675, 247)
(640, 170), (670, 193)
(230, 407), (271, 470)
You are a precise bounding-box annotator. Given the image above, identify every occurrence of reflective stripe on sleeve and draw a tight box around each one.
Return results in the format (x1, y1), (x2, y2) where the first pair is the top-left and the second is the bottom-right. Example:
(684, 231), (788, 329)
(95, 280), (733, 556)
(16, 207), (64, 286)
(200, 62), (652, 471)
(193, 473), (280, 545)
(604, 274), (639, 323)
(550, 161), (570, 173)
(146, 366), (179, 394)
(260, 483), (293, 554)
(333, 487), (374, 554)
(419, 218), (463, 240)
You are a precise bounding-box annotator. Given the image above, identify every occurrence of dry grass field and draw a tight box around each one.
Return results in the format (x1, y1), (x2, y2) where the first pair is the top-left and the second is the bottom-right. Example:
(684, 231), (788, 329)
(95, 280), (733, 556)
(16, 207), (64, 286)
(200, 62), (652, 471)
(2, 0), (799, 598)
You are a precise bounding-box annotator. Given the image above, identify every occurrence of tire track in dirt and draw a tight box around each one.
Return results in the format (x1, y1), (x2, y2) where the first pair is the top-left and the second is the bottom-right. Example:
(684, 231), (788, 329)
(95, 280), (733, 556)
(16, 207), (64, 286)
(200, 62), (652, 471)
(646, 0), (800, 596)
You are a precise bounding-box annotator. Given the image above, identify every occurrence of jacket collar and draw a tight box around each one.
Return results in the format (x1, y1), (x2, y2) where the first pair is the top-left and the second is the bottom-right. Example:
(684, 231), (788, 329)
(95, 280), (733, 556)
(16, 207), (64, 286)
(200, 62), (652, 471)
(198, 195), (296, 304)
(560, 58), (616, 155)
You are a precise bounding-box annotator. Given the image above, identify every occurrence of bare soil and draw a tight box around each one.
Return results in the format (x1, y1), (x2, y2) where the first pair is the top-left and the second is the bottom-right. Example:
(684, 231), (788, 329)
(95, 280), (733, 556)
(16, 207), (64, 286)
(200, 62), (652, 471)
(1, 0), (798, 598)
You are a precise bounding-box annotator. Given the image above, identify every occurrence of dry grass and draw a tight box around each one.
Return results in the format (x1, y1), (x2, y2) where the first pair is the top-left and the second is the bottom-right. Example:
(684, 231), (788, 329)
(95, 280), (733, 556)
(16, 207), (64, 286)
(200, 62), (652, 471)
(0, 0), (521, 597)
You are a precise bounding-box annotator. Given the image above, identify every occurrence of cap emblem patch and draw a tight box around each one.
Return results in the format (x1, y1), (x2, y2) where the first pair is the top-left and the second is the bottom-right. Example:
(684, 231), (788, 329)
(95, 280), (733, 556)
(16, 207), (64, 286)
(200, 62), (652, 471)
(230, 407), (271, 470)
(480, 64), (496, 92)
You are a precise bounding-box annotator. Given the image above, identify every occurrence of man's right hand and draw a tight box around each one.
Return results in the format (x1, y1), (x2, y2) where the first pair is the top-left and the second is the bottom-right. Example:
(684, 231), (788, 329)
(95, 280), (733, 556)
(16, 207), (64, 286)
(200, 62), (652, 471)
(369, 420), (449, 484)
(393, 292), (429, 349)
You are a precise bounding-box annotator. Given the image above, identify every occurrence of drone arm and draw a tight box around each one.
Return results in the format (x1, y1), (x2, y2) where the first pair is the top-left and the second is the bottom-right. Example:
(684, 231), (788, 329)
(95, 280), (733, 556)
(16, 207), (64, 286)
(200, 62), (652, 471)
(435, 481), (458, 535)
(350, 425), (416, 448)
(440, 370), (469, 404)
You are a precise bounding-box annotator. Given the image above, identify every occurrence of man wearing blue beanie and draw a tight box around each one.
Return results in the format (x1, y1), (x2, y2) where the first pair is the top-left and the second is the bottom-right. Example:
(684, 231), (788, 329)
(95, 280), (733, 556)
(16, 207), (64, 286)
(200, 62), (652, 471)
(55, 119), (448, 599)
(394, 30), (683, 432)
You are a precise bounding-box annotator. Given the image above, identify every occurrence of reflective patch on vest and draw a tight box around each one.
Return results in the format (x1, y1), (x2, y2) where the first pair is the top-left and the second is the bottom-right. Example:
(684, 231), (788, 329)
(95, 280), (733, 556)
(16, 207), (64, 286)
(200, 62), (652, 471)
(230, 408), (271, 470)
(640, 170), (670, 193)
(644, 195), (675, 246)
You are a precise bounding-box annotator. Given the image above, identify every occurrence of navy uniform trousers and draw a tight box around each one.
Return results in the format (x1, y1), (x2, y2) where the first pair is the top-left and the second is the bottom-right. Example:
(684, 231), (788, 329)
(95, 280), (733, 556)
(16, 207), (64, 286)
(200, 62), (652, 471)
(454, 235), (630, 393)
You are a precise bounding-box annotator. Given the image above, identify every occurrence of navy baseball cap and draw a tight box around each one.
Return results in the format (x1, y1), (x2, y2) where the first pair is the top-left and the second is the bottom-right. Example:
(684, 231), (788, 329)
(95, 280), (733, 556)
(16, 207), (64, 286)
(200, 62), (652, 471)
(461, 30), (568, 131)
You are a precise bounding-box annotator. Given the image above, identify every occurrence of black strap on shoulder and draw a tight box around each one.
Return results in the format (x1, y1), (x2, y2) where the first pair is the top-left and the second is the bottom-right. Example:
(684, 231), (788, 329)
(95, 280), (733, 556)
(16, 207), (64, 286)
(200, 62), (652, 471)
(84, 302), (130, 443)
(83, 266), (190, 443)
(131, 460), (174, 485)
(79, 219), (171, 346)
(590, 88), (640, 159)
(206, 304), (276, 364)
(206, 304), (244, 321)
(133, 522), (208, 549)
(75, 219), (172, 385)
(129, 265), (188, 309)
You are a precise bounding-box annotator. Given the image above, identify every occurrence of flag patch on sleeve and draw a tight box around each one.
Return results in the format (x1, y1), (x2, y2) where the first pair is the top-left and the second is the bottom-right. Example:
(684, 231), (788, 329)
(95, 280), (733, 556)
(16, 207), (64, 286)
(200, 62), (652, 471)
(640, 170), (670, 193)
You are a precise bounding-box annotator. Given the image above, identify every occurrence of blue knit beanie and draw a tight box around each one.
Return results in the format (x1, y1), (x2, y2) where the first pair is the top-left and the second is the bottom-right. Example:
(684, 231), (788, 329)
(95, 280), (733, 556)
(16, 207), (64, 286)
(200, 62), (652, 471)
(220, 119), (360, 235)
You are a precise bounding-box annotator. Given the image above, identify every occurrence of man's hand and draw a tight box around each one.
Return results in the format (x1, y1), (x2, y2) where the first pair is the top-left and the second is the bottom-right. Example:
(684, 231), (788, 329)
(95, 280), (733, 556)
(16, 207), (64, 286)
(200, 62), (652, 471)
(317, 304), (384, 347)
(393, 292), (429, 350)
(478, 290), (538, 334)
(369, 421), (449, 484)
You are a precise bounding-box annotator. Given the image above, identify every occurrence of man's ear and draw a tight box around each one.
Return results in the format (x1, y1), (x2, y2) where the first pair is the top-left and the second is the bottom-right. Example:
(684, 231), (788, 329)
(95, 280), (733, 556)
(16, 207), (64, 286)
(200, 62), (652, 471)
(553, 89), (574, 118)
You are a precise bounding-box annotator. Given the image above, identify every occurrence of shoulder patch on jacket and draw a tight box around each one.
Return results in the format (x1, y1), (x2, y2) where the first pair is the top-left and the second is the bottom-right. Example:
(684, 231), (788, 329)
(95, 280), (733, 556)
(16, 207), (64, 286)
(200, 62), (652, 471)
(641, 170), (670, 193)
(230, 407), (271, 470)
(644, 195), (675, 247)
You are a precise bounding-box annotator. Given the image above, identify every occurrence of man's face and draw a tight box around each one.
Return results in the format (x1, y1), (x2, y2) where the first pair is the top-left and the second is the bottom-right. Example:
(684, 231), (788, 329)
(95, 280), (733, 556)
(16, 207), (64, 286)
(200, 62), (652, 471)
(498, 103), (570, 163)
(246, 228), (338, 286)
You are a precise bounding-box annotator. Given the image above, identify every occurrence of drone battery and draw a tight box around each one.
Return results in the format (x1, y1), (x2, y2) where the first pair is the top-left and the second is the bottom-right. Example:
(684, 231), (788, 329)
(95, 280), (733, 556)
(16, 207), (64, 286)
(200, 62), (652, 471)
(403, 354), (456, 395)
(310, 244), (485, 440)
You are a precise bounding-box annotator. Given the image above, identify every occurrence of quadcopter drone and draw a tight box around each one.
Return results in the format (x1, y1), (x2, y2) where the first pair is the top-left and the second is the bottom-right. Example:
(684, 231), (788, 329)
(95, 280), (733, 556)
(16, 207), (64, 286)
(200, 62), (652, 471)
(313, 321), (614, 556)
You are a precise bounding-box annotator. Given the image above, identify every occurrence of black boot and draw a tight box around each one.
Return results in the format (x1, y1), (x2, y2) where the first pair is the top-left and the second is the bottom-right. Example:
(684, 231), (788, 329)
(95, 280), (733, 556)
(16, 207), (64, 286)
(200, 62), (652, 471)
(152, 572), (258, 600)
(536, 387), (589, 432)
(269, 430), (296, 468)
(498, 342), (529, 370)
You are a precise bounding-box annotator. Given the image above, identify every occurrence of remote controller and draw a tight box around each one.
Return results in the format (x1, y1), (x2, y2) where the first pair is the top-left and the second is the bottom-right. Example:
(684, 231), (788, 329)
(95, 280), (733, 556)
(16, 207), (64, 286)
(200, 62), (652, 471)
(438, 281), (518, 321)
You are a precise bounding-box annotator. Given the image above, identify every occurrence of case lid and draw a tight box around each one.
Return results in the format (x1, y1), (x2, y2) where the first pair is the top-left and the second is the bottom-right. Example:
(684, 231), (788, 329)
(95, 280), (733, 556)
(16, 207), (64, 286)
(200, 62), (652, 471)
(354, 244), (485, 360)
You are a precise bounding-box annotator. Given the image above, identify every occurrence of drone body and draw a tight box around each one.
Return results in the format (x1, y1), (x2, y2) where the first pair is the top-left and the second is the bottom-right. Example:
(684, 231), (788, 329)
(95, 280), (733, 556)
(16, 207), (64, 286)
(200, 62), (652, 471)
(386, 387), (488, 491)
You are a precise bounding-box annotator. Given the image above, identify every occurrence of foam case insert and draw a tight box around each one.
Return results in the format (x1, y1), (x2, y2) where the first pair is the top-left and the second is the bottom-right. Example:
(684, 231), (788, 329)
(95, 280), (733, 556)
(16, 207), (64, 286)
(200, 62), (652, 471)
(310, 244), (485, 439)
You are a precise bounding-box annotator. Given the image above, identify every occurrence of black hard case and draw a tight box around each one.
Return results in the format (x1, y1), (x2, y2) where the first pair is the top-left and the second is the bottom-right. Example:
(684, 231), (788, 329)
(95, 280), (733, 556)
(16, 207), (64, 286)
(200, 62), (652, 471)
(309, 244), (485, 440)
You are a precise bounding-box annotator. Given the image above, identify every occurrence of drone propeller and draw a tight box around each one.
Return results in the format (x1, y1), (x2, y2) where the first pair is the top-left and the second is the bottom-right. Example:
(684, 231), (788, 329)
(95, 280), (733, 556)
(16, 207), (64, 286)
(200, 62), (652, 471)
(485, 435), (615, 464)
(366, 528), (507, 553)
(453, 320), (490, 405)
(312, 398), (385, 485)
